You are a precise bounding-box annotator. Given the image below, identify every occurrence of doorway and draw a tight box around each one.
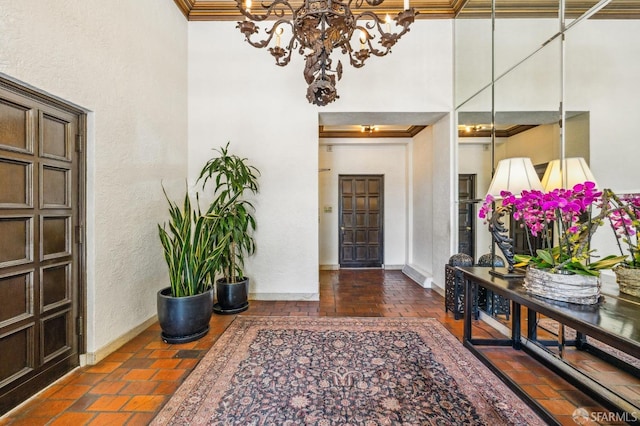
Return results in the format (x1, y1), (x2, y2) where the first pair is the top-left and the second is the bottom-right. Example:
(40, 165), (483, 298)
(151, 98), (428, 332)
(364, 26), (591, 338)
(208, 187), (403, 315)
(0, 80), (85, 414)
(338, 175), (383, 268)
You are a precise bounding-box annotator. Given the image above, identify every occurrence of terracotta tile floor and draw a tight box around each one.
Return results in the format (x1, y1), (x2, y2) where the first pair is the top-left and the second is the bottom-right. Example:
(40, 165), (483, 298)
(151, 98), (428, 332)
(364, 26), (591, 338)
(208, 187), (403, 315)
(0, 269), (635, 425)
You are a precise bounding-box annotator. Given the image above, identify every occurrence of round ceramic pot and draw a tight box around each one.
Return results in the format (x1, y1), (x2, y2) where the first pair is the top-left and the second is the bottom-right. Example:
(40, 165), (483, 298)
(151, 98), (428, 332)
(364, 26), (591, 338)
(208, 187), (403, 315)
(214, 277), (249, 314)
(157, 287), (213, 344)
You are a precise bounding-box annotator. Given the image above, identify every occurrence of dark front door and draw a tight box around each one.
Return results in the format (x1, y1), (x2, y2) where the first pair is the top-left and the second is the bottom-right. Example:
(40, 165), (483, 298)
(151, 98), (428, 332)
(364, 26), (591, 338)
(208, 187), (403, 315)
(0, 85), (82, 414)
(458, 174), (476, 259)
(339, 175), (383, 268)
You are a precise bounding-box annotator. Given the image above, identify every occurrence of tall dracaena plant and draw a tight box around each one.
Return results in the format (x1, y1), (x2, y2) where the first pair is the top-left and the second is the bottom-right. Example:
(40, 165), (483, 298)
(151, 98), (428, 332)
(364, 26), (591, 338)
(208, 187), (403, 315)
(198, 143), (260, 284)
(158, 185), (228, 297)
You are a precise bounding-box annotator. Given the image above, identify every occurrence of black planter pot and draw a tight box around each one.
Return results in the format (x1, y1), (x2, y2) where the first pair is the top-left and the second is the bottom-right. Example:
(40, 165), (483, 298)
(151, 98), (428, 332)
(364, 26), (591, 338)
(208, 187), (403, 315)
(213, 277), (249, 314)
(157, 287), (213, 344)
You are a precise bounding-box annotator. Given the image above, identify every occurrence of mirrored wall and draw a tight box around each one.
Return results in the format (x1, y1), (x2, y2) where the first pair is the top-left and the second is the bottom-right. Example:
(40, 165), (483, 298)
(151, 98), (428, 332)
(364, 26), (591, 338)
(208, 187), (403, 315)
(454, 0), (640, 411)
(454, 0), (640, 259)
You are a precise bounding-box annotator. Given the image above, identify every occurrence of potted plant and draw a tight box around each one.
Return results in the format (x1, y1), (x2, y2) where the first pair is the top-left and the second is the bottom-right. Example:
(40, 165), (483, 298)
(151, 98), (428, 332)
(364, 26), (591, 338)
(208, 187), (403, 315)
(198, 142), (260, 314)
(480, 182), (625, 304)
(157, 185), (227, 343)
(604, 190), (640, 296)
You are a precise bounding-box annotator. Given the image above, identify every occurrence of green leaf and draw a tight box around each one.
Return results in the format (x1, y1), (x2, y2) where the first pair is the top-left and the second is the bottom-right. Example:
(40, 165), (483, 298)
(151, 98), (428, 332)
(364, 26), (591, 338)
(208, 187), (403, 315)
(589, 255), (627, 270)
(536, 249), (555, 266)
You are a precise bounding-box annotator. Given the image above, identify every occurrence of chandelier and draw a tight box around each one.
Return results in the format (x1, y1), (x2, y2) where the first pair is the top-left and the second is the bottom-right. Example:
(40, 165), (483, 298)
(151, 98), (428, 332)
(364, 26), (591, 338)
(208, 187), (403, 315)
(235, 0), (418, 106)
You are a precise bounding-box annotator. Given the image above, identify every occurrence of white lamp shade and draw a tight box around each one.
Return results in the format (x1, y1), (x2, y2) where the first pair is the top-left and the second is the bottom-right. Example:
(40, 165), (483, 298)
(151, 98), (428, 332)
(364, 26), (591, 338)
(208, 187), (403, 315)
(486, 157), (544, 198)
(541, 157), (598, 191)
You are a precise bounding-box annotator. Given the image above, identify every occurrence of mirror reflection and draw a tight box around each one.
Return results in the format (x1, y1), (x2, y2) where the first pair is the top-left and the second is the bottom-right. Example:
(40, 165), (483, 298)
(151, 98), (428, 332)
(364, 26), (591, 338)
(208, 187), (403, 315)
(454, 0), (640, 417)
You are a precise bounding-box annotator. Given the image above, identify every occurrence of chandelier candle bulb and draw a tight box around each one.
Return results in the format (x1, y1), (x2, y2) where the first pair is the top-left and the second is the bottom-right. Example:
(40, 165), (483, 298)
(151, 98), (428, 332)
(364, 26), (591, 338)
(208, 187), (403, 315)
(385, 14), (391, 32)
(359, 30), (366, 49)
(404, 0), (409, 10)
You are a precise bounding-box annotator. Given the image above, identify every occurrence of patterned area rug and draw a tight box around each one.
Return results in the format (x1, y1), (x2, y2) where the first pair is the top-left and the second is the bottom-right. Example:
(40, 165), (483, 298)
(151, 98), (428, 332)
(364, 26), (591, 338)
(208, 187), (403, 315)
(152, 317), (543, 425)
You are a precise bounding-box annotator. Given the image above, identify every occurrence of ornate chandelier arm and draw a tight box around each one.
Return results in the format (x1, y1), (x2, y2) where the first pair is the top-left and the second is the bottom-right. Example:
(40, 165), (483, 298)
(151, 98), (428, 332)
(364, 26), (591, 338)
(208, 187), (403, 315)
(341, 26), (372, 68)
(236, 0), (295, 21)
(351, 10), (417, 59)
(237, 19), (297, 66)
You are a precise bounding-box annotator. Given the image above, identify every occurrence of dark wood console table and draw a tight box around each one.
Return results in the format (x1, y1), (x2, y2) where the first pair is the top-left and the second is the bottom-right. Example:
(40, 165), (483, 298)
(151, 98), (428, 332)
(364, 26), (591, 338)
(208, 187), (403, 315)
(458, 266), (640, 425)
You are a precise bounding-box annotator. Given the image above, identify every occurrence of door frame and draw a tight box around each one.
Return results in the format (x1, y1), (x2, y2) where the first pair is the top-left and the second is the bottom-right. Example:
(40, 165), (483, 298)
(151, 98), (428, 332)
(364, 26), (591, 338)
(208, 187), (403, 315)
(458, 174), (476, 260)
(338, 174), (384, 268)
(0, 75), (87, 362)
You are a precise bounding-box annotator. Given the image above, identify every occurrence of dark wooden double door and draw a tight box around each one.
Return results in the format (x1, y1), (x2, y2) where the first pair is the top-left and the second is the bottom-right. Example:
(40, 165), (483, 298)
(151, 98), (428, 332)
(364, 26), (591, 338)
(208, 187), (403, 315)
(458, 174), (476, 259)
(339, 175), (383, 268)
(0, 85), (82, 414)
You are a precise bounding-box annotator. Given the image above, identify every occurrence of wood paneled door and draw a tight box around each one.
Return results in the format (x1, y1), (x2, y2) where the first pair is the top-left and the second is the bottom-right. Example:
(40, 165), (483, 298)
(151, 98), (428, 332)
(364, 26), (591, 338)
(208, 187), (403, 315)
(0, 82), (84, 415)
(338, 175), (383, 268)
(458, 174), (476, 260)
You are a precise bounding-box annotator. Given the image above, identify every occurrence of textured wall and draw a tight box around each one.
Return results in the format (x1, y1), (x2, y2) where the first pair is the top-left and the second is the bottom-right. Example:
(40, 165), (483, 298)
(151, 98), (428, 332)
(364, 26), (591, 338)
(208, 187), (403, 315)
(318, 142), (409, 268)
(410, 128), (435, 278)
(188, 20), (455, 298)
(0, 1), (188, 355)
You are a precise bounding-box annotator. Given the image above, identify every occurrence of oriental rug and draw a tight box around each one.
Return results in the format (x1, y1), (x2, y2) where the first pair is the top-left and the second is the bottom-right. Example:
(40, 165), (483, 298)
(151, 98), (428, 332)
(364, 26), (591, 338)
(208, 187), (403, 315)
(152, 316), (543, 425)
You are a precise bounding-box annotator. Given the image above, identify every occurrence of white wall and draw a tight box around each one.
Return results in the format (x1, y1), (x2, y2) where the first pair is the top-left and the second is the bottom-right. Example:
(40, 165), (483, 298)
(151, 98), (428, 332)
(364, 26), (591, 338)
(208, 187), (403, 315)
(565, 21), (640, 262)
(318, 141), (409, 268)
(457, 19), (640, 189)
(189, 20), (454, 299)
(565, 21), (640, 192)
(430, 115), (456, 289)
(0, 1), (188, 359)
(406, 115), (454, 290)
(409, 128), (435, 280)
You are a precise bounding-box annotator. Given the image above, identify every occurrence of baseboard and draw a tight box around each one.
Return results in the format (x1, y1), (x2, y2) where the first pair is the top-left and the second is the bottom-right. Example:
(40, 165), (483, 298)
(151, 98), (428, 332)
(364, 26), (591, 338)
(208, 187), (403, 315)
(430, 281), (445, 297)
(479, 311), (510, 337)
(402, 264), (433, 288)
(83, 315), (158, 365)
(250, 293), (320, 301)
(319, 264), (339, 270)
(383, 264), (404, 270)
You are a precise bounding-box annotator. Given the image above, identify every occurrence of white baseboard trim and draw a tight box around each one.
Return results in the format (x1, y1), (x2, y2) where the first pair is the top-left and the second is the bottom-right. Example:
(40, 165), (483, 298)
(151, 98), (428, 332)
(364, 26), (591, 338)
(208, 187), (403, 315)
(83, 315), (158, 366)
(430, 281), (445, 297)
(250, 293), (320, 301)
(319, 264), (339, 270)
(383, 264), (404, 270)
(479, 311), (511, 337)
(402, 264), (433, 288)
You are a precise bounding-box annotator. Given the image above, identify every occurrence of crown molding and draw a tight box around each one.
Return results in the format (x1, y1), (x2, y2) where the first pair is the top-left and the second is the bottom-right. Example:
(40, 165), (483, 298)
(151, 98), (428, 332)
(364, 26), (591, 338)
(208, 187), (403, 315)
(174, 0), (640, 20)
(458, 124), (536, 138)
(173, 0), (195, 18)
(319, 125), (427, 139)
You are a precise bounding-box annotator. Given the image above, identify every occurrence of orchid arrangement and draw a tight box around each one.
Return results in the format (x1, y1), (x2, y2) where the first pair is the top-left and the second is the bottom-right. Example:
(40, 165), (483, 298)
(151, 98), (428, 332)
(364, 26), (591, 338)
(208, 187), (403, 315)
(604, 190), (640, 268)
(479, 182), (626, 276)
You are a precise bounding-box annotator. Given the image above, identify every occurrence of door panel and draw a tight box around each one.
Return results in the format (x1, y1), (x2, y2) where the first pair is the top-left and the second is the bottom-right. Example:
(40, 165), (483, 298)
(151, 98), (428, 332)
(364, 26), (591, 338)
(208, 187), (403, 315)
(458, 174), (476, 259)
(0, 86), (81, 415)
(339, 175), (383, 267)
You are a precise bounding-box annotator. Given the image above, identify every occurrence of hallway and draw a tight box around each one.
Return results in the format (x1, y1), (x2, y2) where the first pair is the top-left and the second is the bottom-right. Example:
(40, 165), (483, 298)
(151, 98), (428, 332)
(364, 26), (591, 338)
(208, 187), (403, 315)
(0, 270), (614, 425)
